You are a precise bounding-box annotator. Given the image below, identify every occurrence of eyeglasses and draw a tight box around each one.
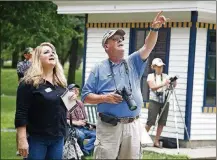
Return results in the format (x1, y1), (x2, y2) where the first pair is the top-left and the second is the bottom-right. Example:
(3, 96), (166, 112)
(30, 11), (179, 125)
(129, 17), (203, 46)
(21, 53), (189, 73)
(111, 36), (124, 42)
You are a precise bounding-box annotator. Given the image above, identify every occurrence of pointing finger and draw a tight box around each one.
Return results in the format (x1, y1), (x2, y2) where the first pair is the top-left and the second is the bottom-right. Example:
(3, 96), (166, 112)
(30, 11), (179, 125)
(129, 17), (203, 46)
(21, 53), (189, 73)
(160, 16), (170, 22)
(154, 11), (163, 21)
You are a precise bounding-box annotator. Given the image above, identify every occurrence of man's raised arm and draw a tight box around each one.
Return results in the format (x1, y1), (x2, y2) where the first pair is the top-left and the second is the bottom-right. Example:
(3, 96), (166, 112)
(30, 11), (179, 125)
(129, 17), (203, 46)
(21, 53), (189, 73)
(139, 11), (170, 60)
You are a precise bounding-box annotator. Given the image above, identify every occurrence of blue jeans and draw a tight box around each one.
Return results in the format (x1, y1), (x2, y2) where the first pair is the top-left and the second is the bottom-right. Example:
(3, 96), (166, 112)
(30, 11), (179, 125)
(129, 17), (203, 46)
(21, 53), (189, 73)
(75, 127), (96, 155)
(25, 135), (64, 160)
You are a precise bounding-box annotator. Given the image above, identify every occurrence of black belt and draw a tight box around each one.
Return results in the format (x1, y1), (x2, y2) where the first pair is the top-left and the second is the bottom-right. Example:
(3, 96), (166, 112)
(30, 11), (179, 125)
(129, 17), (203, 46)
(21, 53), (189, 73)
(99, 113), (139, 126)
(118, 115), (139, 123)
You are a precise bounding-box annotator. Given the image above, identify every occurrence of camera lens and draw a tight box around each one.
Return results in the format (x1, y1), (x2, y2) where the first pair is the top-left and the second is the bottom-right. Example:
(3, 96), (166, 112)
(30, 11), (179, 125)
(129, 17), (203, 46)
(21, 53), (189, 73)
(129, 105), (137, 111)
(127, 98), (137, 111)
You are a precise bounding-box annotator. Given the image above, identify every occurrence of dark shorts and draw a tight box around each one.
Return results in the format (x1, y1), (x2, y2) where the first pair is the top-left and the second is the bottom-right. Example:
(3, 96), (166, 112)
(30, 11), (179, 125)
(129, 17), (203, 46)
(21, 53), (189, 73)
(146, 100), (169, 126)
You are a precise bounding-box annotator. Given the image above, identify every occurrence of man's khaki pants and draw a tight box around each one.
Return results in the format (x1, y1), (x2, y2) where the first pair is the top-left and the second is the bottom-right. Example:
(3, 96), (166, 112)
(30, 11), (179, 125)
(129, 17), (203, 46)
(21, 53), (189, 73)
(93, 116), (142, 159)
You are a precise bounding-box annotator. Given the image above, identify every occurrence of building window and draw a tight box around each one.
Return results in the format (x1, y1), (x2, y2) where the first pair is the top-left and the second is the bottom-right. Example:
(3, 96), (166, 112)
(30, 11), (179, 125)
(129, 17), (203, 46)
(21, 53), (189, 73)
(133, 28), (171, 102)
(204, 30), (216, 107)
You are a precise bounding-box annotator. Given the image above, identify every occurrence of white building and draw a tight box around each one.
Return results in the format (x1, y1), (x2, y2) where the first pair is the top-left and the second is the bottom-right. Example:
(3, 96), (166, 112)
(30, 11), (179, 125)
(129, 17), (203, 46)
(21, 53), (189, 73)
(54, 1), (216, 147)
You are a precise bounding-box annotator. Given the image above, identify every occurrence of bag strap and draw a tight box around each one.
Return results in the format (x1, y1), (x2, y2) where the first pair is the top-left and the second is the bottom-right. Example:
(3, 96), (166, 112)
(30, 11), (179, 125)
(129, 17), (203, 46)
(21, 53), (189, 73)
(70, 112), (73, 127)
(67, 114), (79, 159)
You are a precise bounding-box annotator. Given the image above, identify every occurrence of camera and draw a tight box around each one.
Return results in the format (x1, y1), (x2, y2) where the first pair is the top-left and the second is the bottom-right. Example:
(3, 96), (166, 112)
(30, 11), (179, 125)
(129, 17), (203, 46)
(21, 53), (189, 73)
(156, 92), (164, 103)
(115, 87), (137, 111)
(169, 75), (178, 83)
(156, 92), (163, 97)
(85, 121), (96, 129)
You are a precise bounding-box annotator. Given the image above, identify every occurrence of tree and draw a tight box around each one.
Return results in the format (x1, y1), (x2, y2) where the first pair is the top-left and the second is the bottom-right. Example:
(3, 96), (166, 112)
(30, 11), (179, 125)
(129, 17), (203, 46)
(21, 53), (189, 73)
(0, 1), (84, 69)
(0, 1), (85, 84)
(67, 19), (84, 84)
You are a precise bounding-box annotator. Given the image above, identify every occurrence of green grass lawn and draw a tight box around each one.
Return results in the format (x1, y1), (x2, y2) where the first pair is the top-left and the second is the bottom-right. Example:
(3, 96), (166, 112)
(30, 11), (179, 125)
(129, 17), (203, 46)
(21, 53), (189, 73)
(1, 95), (16, 129)
(1, 68), (19, 96)
(1, 132), (21, 160)
(142, 151), (188, 159)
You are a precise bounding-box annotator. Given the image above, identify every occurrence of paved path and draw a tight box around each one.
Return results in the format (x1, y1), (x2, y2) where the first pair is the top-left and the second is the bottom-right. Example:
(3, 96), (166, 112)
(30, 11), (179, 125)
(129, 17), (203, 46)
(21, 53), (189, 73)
(143, 146), (216, 159)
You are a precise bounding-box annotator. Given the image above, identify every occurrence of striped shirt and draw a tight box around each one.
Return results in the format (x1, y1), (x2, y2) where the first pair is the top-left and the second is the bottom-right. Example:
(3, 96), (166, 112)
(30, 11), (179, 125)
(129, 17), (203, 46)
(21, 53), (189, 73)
(17, 60), (31, 80)
(67, 100), (87, 121)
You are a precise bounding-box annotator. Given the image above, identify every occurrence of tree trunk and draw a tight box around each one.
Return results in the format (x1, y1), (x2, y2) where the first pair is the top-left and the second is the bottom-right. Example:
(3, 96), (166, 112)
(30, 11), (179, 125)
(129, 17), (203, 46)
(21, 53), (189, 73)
(12, 48), (19, 68)
(67, 37), (78, 84)
(60, 58), (65, 67)
(60, 44), (70, 68)
(76, 54), (82, 69)
(0, 58), (4, 68)
(20, 43), (26, 61)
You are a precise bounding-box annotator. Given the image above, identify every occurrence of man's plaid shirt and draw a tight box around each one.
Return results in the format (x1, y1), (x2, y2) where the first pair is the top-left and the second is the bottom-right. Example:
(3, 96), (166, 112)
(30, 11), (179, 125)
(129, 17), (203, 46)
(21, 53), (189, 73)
(17, 60), (31, 80)
(67, 100), (87, 121)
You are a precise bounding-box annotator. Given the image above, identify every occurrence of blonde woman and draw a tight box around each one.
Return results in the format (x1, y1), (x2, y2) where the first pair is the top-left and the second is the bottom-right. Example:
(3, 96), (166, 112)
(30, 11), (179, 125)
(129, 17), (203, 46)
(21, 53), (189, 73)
(15, 42), (75, 159)
(145, 58), (177, 148)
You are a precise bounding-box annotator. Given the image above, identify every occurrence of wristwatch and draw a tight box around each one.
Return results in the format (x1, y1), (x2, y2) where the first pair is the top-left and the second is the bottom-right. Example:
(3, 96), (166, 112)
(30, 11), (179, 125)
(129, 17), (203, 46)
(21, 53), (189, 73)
(150, 27), (160, 32)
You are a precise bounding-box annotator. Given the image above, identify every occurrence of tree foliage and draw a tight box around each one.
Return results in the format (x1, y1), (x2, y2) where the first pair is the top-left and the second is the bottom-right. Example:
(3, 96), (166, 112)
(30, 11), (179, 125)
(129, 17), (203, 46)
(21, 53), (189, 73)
(0, 1), (85, 71)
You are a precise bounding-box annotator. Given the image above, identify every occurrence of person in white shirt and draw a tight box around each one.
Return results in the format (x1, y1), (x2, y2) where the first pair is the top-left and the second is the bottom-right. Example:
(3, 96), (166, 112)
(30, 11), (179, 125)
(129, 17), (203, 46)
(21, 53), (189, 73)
(145, 58), (177, 148)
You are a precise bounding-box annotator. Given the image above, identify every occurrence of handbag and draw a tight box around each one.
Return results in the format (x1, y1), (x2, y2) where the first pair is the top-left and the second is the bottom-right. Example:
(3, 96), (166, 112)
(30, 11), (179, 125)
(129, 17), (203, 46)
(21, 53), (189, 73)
(63, 136), (84, 160)
(63, 113), (84, 159)
(159, 137), (179, 149)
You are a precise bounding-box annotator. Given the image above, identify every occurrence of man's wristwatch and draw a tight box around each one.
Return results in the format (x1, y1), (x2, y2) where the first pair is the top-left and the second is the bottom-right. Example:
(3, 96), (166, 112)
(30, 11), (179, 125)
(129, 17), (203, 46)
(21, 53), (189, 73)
(150, 27), (160, 32)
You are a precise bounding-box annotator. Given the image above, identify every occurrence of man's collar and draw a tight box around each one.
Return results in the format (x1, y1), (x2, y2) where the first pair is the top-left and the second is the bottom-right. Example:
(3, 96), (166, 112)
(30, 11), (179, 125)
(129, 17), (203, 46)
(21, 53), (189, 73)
(24, 59), (30, 62)
(108, 59), (124, 66)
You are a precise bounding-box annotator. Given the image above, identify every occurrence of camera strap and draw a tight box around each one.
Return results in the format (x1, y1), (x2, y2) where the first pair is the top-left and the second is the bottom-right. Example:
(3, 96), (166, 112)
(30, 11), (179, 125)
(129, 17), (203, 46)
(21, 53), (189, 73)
(154, 72), (163, 84)
(108, 59), (132, 92)
(154, 72), (164, 96)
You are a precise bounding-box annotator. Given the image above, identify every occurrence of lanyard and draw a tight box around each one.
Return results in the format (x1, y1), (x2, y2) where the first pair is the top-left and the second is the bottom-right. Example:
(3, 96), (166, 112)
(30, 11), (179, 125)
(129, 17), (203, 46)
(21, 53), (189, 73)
(108, 59), (132, 92)
(154, 72), (163, 93)
(154, 72), (163, 84)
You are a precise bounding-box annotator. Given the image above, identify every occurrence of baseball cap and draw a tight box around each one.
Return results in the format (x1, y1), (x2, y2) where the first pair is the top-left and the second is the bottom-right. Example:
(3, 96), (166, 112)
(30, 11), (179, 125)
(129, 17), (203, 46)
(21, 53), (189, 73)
(68, 83), (80, 90)
(151, 58), (165, 66)
(102, 29), (125, 47)
(24, 47), (33, 54)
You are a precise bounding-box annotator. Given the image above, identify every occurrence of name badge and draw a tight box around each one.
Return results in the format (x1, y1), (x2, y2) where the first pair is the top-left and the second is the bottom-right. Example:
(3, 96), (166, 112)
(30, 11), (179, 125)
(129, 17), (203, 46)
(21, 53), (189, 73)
(45, 88), (52, 93)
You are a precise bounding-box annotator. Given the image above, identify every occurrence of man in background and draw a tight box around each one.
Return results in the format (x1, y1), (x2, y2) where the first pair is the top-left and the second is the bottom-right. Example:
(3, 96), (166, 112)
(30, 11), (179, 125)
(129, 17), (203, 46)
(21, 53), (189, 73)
(16, 47), (33, 82)
(67, 83), (96, 156)
(16, 47), (33, 156)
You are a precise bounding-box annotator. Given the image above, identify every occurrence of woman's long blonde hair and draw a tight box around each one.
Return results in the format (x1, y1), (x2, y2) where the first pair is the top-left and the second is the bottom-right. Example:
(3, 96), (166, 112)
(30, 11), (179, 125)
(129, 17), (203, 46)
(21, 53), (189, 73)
(22, 42), (67, 88)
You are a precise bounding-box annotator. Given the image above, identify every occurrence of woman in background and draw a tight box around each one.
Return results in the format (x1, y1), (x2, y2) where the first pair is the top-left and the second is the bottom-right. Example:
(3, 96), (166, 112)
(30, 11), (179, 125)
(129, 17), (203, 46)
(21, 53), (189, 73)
(145, 58), (177, 148)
